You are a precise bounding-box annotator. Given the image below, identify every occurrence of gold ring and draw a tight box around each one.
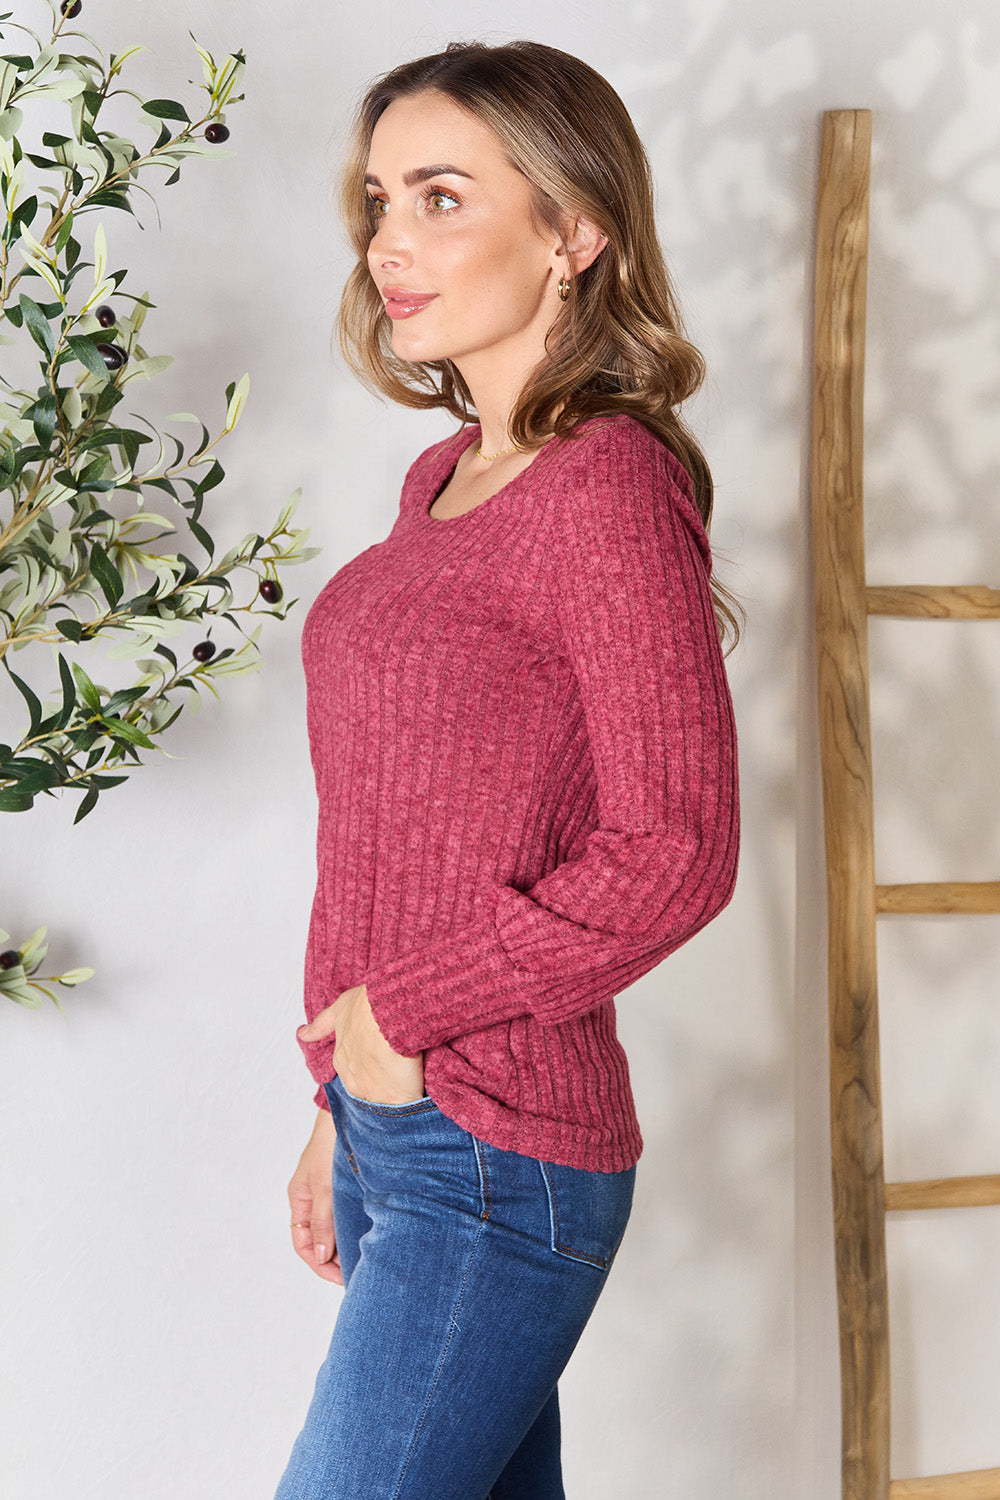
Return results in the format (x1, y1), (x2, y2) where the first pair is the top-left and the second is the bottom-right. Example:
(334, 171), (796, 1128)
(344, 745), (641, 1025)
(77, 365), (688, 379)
(292, 1221), (310, 1228)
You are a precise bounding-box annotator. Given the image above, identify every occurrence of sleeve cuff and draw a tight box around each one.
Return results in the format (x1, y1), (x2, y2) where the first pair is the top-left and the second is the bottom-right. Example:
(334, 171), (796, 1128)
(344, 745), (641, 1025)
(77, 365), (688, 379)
(361, 900), (526, 1055)
(360, 878), (641, 1053)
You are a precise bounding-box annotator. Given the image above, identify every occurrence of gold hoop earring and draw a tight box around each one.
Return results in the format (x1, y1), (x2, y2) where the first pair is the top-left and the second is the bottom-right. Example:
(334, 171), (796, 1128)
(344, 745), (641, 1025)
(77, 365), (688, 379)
(557, 275), (571, 301)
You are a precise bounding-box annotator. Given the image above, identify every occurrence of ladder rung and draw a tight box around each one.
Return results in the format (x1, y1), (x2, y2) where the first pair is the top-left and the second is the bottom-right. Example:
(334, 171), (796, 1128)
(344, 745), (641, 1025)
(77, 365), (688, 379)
(890, 1467), (1000, 1498)
(876, 882), (1000, 915)
(867, 585), (1000, 618)
(885, 1175), (1000, 1211)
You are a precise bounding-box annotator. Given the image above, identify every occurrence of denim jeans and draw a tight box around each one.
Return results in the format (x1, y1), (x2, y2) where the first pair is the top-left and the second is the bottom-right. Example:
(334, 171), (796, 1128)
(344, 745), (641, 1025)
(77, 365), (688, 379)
(273, 1073), (636, 1500)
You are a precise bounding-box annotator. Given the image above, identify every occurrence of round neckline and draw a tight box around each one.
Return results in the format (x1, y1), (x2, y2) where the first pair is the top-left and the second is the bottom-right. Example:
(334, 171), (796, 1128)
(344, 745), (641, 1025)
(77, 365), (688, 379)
(421, 423), (558, 525)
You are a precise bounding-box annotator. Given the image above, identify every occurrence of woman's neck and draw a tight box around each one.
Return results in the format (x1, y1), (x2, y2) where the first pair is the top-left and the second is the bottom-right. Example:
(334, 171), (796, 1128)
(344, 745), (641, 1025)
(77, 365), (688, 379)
(454, 343), (545, 459)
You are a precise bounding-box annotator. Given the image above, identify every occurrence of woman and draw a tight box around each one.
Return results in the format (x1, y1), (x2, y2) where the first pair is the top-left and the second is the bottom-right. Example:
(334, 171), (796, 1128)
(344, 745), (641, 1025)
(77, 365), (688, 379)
(275, 39), (740, 1500)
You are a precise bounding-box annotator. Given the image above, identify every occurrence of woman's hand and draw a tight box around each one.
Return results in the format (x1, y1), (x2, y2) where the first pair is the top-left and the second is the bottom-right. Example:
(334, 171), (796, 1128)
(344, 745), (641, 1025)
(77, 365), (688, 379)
(299, 983), (425, 1105)
(288, 1107), (342, 1285)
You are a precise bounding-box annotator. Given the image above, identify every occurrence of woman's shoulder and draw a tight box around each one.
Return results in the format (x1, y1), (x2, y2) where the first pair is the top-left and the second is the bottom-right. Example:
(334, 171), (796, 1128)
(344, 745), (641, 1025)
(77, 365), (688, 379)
(545, 413), (706, 544)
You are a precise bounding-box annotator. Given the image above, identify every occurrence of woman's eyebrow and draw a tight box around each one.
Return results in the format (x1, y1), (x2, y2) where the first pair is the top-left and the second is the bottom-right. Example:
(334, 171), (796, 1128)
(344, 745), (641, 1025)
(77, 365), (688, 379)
(364, 164), (474, 188)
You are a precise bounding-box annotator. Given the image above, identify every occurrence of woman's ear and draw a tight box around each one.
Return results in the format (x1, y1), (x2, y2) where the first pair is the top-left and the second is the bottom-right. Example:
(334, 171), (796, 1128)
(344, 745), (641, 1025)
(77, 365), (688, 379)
(556, 217), (609, 277)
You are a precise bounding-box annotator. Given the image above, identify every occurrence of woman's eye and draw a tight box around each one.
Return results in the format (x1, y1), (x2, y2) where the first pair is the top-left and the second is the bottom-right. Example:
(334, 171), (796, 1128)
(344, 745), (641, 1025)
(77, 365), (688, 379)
(425, 190), (459, 213)
(366, 189), (458, 220)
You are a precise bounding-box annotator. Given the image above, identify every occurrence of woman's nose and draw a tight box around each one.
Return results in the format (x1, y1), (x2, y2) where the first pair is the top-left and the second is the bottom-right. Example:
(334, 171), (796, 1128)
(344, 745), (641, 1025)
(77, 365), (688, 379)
(368, 218), (412, 273)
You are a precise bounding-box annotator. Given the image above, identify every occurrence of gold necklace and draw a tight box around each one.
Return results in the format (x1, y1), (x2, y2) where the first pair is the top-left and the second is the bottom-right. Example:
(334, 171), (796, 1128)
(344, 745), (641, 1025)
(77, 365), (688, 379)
(477, 440), (521, 461)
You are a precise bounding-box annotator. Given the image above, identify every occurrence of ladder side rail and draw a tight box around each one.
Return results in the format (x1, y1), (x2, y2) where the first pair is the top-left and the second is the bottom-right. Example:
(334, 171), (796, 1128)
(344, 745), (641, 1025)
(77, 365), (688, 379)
(812, 107), (887, 1500)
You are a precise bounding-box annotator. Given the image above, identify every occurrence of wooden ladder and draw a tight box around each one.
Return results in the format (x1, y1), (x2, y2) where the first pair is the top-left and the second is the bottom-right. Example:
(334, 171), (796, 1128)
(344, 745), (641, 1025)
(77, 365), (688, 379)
(811, 108), (1000, 1500)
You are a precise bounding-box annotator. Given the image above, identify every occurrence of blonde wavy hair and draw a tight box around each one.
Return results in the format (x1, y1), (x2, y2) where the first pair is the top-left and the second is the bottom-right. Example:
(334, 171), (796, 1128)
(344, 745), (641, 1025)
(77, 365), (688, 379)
(337, 40), (742, 648)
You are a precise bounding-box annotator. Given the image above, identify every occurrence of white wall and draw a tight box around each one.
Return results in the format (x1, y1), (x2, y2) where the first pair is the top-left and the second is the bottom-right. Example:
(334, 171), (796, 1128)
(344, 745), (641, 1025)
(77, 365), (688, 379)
(2, 1), (998, 1496)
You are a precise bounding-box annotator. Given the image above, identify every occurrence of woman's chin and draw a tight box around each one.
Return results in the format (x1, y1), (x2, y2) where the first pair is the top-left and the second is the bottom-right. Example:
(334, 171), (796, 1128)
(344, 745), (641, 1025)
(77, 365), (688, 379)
(388, 316), (450, 361)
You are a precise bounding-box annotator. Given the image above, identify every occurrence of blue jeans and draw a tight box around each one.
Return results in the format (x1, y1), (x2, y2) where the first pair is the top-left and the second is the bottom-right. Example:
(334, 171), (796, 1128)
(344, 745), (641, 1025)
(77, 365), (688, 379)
(274, 1073), (636, 1500)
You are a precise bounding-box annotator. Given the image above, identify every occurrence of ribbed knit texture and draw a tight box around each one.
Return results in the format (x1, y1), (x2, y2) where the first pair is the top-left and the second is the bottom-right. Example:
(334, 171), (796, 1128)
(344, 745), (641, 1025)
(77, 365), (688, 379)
(298, 413), (739, 1171)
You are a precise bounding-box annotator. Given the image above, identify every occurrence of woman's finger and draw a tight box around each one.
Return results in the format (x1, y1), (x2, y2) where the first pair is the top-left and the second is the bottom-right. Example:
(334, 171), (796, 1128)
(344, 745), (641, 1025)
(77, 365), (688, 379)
(289, 1144), (343, 1284)
(298, 997), (340, 1043)
(308, 1192), (337, 1269)
(290, 1216), (343, 1285)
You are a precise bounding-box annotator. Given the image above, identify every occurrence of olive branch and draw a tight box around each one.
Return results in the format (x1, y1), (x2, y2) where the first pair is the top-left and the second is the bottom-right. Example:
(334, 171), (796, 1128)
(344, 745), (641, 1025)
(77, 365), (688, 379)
(1, 2), (318, 1006)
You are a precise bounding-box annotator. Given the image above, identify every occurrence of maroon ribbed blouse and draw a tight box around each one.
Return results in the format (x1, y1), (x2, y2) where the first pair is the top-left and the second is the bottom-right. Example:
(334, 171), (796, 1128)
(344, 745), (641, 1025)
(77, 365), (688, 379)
(297, 413), (739, 1171)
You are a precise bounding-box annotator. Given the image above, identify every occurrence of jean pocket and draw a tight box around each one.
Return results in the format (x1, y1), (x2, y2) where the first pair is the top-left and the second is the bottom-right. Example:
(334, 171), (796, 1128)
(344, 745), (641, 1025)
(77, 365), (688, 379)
(332, 1074), (436, 1116)
(539, 1160), (636, 1270)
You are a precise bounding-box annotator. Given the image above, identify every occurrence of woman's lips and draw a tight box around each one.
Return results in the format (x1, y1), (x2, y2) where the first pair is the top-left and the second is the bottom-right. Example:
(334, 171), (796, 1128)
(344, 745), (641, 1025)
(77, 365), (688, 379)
(384, 291), (438, 320)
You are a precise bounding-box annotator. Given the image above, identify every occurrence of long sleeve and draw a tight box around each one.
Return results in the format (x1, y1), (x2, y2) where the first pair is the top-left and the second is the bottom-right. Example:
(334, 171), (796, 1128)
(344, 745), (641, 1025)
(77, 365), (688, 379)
(361, 419), (739, 1057)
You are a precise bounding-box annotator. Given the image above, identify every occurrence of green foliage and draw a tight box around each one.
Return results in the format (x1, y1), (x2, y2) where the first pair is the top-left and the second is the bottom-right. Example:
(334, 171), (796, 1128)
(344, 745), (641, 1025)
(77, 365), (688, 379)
(1, 4), (319, 1002)
(0, 924), (93, 1008)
